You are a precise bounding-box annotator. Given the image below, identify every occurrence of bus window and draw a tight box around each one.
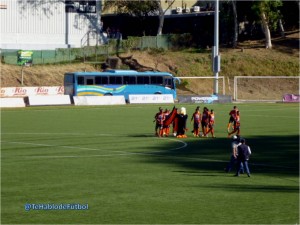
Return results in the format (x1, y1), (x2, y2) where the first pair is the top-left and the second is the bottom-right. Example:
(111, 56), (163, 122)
(78, 76), (84, 85)
(110, 76), (122, 84)
(95, 76), (108, 85)
(151, 76), (163, 85)
(86, 78), (94, 85)
(124, 76), (136, 84)
(137, 76), (150, 84)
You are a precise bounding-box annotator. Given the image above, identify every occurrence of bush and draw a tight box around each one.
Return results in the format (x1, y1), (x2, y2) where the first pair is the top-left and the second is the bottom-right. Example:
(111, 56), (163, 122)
(169, 33), (194, 49)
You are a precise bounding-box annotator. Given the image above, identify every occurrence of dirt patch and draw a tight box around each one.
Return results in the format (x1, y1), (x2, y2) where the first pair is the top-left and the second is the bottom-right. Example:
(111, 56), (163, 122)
(0, 63), (96, 87)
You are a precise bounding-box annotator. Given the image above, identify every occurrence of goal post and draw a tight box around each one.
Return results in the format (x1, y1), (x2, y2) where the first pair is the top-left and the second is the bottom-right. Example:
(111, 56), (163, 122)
(234, 76), (299, 102)
(177, 76), (226, 95)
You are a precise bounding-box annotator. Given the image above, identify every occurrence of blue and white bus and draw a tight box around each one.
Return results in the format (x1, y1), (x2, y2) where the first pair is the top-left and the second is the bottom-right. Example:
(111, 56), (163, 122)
(64, 70), (180, 101)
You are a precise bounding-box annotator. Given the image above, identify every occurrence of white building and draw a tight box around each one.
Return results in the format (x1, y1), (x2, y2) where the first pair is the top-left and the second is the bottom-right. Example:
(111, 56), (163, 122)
(0, 0), (103, 50)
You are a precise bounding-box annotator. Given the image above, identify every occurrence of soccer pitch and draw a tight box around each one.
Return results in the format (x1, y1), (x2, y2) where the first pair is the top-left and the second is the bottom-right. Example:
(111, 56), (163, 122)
(1, 103), (299, 224)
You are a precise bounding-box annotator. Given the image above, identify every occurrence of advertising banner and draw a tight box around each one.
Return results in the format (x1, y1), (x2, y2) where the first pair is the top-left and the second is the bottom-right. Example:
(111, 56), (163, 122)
(129, 94), (174, 104)
(65, 1), (96, 13)
(1, 86), (64, 97)
(283, 94), (300, 103)
(27, 95), (71, 106)
(17, 50), (33, 66)
(73, 96), (126, 106)
(0, 98), (26, 108)
(178, 95), (219, 104)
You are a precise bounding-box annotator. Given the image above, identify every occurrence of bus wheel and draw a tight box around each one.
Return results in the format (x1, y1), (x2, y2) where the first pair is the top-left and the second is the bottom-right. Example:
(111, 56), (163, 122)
(104, 93), (112, 96)
(154, 92), (162, 95)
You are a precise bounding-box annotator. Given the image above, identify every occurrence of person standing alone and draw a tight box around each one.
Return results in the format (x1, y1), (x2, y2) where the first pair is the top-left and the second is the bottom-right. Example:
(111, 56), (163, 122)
(235, 139), (251, 177)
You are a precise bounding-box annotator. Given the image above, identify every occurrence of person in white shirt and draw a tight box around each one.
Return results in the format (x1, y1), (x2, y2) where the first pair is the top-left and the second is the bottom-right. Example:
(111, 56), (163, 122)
(225, 135), (244, 173)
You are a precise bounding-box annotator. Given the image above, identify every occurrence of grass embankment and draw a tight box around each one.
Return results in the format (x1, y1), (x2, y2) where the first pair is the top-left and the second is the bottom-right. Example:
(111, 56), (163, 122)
(1, 34), (299, 98)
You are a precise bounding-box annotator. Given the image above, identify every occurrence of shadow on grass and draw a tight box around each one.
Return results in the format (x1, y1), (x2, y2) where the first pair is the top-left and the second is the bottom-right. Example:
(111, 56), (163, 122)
(200, 183), (299, 193)
(139, 135), (299, 177)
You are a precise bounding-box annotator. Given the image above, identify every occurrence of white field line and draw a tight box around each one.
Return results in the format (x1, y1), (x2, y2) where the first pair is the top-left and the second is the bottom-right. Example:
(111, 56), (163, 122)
(1, 140), (296, 169)
(2, 133), (296, 169)
(1, 136), (188, 158)
(1, 132), (115, 137)
(0, 105), (149, 113)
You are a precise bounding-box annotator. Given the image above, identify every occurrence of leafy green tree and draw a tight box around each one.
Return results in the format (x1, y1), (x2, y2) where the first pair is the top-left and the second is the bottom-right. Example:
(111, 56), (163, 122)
(251, 0), (283, 48)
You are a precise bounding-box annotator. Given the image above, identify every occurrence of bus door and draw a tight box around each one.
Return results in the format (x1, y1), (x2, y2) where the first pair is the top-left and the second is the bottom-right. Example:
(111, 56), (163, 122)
(64, 73), (75, 95)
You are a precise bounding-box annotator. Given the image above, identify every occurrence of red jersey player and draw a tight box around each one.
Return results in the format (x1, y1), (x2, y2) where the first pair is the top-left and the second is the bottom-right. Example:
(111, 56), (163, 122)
(228, 110), (240, 138)
(163, 108), (170, 137)
(227, 106), (238, 132)
(191, 106), (201, 137)
(207, 109), (216, 138)
(201, 107), (210, 137)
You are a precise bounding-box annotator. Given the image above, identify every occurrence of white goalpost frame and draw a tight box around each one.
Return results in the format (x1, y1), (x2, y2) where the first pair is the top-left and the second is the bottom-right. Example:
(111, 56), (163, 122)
(233, 76), (300, 101)
(178, 76), (226, 95)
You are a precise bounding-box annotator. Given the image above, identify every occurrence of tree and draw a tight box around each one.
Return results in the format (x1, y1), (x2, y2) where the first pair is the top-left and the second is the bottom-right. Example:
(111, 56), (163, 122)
(103, 0), (159, 35)
(231, 0), (238, 48)
(251, 0), (283, 49)
(156, 0), (175, 35)
(104, 0), (175, 36)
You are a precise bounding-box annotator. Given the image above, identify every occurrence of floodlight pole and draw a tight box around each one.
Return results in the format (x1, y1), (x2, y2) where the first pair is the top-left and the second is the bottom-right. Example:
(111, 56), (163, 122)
(213, 0), (220, 95)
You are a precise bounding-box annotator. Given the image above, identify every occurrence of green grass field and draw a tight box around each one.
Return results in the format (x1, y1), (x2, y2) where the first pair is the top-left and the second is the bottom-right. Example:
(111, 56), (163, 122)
(1, 103), (299, 224)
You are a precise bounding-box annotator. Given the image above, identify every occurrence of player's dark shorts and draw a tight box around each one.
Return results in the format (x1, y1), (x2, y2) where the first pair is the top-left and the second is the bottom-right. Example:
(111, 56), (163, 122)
(229, 116), (235, 123)
(194, 122), (200, 129)
(156, 123), (163, 130)
(201, 121), (208, 127)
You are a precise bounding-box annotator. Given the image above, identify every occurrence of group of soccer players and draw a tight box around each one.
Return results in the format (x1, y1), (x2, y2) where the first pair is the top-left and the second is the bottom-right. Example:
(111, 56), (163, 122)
(154, 107), (171, 137)
(154, 105), (240, 138)
(190, 106), (215, 138)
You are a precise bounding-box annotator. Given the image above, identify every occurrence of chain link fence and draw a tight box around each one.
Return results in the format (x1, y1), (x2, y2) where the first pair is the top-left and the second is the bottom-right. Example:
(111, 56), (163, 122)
(0, 35), (178, 65)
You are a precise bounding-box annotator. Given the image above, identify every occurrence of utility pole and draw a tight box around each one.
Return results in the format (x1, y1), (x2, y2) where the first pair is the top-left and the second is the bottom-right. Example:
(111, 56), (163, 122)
(212, 0), (220, 95)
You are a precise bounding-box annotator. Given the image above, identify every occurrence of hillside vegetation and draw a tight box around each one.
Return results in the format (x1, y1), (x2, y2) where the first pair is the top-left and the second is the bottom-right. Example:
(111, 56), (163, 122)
(1, 32), (299, 99)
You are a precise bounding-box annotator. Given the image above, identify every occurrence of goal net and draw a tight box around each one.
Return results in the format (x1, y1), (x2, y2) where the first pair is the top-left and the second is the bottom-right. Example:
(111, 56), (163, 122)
(234, 76), (299, 101)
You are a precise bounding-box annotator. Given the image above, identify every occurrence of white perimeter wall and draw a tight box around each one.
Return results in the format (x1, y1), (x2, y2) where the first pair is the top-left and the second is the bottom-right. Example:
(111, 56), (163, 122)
(0, 0), (97, 50)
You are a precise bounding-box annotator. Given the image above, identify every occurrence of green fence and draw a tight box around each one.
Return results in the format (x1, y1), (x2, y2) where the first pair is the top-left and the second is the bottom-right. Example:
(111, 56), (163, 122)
(1, 46), (110, 65)
(0, 35), (173, 65)
(123, 35), (172, 50)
